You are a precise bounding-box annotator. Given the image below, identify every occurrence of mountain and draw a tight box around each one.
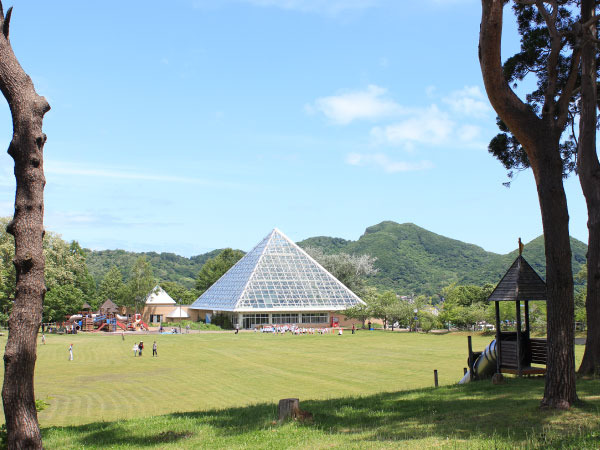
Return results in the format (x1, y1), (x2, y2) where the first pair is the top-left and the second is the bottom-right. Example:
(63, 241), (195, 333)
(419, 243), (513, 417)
(85, 221), (587, 296)
(298, 221), (587, 296)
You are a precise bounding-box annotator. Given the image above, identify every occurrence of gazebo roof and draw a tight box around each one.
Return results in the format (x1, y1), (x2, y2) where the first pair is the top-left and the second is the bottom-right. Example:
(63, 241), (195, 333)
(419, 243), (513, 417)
(82, 302), (92, 310)
(98, 299), (119, 313)
(487, 256), (547, 302)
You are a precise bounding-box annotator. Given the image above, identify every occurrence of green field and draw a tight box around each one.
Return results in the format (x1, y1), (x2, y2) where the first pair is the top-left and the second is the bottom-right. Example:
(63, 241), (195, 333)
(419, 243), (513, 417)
(0, 331), (597, 448)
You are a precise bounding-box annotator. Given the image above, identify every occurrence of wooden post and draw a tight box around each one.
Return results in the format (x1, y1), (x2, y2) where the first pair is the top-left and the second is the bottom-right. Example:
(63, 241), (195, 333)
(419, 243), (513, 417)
(464, 367), (468, 375)
(467, 336), (474, 381)
(524, 300), (530, 338)
(495, 300), (502, 373)
(515, 300), (522, 376)
(278, 398), (300, 422)
(434, 370), (439, 387)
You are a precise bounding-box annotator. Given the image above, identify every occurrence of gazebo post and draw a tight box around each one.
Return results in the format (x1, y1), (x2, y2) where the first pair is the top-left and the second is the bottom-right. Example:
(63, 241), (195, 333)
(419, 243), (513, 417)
(524, 300), (530, 338)
(515, 299), (522, 376)
(495, 300), (502, 373)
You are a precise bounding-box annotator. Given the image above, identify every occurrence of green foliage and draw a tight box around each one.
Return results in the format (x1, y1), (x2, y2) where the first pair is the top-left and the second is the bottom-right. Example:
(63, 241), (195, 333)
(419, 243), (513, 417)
(211, 312), (233, 330)
(370, 290), (397, 328)
(96, 266), (126, 306)
(299, 221), (587, 296)
(44, 285), (84, 322)
(84, 248), (227, 290)
(35, 398), (50, 412)
(195, 248), (244, 295)
(160, 281), (197, 304)
(124, 256), (156, 309)
(303, 247), (377, 297)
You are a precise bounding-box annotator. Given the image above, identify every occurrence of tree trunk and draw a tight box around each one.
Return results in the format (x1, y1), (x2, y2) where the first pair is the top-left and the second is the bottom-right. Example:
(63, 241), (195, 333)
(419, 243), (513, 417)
(0, 3), (50, 448)
(533, 153), (577, 408)
(480, 0), (577, 408)
(577, 0), (600, 376)
(278, 398), (300, 422)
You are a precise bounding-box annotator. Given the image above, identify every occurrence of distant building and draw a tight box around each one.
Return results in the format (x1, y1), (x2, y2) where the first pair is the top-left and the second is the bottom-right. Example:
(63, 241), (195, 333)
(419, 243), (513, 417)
(142, 285), (179, 325)
(189, 228), (366, 329)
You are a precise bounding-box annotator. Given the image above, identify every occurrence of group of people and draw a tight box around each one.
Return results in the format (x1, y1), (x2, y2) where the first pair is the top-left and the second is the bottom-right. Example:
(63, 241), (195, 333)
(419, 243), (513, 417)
(255, 325), (348, 335)
(132, 341), (158, 356)
(132, 341), (157, 357)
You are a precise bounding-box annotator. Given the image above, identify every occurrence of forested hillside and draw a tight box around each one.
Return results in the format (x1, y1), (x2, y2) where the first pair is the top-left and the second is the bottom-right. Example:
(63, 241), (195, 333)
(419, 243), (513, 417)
(83, 221), (587, 295)
(298, 221), (587, 295)
(84, 249), (223, 289)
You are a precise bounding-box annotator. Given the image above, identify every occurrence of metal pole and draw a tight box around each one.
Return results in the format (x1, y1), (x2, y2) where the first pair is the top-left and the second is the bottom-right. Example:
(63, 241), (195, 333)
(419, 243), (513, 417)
(434, 370), (439, 387)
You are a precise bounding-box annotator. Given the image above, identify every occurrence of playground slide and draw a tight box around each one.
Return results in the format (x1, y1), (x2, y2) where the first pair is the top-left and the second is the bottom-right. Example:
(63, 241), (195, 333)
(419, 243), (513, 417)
(459, 340), (497, 384)
(96, 322), (108, 332)
(139, 320), (149, 330)
(116, 321), (127, 331)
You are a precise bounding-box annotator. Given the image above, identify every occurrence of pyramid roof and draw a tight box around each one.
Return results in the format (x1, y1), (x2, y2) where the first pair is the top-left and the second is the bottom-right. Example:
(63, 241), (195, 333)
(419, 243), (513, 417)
(145, 285), (176, 305)
(166, 306), (190, 319)
(190, 228), (366, 312)
(487, 256), (547, 302)
(99, 299), (119, 314)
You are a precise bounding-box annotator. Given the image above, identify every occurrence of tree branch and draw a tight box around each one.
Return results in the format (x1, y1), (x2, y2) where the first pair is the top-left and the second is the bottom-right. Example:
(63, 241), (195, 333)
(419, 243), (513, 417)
(3, 6), (12, 39)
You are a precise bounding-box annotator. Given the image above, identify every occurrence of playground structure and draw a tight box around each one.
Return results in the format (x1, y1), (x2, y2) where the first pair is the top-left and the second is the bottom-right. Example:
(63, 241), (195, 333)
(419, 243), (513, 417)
(67, 305), (149, 333)
(460, 252), (548, 384)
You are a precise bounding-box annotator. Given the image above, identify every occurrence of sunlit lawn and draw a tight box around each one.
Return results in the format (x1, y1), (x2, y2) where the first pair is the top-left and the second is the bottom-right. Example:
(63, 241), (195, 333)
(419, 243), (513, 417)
(0, 330), (594, 448)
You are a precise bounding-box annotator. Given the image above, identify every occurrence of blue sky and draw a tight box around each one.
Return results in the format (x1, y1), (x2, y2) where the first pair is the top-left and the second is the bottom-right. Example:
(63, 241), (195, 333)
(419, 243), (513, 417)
(0, 0), (589, 256)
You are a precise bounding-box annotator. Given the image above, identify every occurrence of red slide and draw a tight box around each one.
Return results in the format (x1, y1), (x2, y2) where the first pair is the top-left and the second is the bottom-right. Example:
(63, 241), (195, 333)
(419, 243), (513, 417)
(140, 321), (149, 330)
(96, 322), (107, 332)
(116, 321), (127, 330)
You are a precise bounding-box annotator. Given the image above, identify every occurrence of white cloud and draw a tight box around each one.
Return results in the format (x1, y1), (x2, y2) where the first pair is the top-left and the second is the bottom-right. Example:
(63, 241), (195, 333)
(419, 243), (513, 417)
(238, 0), (378, 14)
(442, 85), (491, 118)
(346, 152), (433, 173)
(370, 105), (454, 148)
(45, 161), (245, 189)
(457, 124), (481, 142)
(308, 84), (403, 125)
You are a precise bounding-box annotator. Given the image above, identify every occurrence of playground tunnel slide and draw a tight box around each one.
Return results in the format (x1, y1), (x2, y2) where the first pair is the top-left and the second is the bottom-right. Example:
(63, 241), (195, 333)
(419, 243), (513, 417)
(459, 340), (497, 384)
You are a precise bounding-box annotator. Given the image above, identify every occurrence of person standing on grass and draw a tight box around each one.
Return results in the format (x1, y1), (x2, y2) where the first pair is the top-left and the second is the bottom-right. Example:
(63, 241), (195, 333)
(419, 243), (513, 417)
(352, 324), (355, 335)
(133, 342), (138, 357)
(152, 341), (157, 357)
(68, 344), (73, 361)
(121, 331), (124, 341)
(41, 333), (46, 344)
(139, 341), (144, 356)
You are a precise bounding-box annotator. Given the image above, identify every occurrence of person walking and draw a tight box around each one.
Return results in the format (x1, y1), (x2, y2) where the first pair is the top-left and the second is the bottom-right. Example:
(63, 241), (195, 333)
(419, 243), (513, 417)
(152, 341), (158, 357)
(121, 331), (125, 341)
(351, 324), (355, 335)
(138, 341), (144, 356)
(133, 342), (139, 357)
(41, 333), (46, 344)
(68, 344), (73, 361)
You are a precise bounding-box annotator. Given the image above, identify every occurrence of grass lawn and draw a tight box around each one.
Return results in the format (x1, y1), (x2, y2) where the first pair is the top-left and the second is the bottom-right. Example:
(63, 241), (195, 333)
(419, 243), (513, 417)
(0, 330), (596, 448)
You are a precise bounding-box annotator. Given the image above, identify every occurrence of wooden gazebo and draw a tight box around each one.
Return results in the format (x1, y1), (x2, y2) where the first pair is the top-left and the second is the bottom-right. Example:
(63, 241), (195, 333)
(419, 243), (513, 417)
(98, 299), (119, 315)
(488, 253), (548, 376)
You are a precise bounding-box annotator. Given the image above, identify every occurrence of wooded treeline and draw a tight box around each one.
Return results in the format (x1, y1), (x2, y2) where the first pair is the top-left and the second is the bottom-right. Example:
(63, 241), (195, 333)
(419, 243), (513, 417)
(0, 217), (590, 329)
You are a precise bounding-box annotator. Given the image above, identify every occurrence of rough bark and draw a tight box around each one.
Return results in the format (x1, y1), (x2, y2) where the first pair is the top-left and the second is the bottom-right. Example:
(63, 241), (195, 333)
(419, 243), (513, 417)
(577, 0), (600, 376)
(480, 0), (577, 408)
(278, 398), (300, 422)
(0, 2), (50, 448)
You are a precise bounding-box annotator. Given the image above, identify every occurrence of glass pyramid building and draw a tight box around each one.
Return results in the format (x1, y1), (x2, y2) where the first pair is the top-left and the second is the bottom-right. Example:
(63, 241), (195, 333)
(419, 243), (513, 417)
(189, 228), (365, 314)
